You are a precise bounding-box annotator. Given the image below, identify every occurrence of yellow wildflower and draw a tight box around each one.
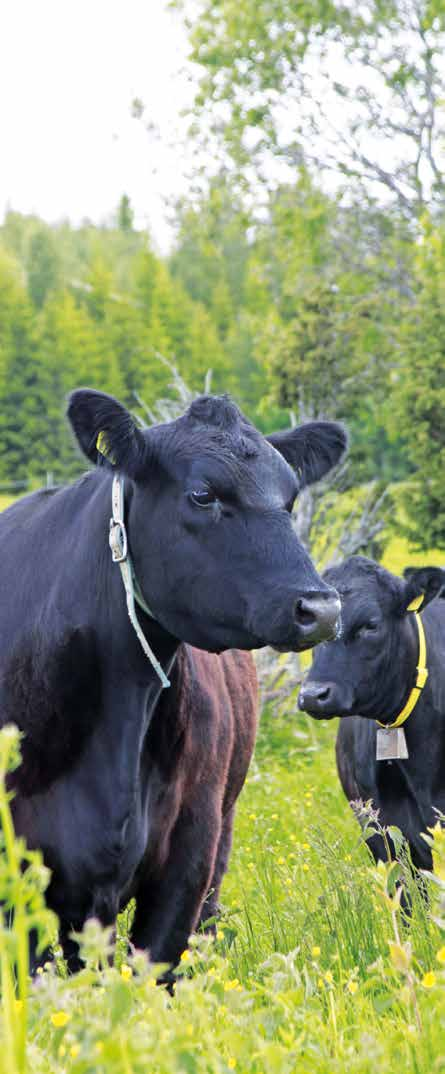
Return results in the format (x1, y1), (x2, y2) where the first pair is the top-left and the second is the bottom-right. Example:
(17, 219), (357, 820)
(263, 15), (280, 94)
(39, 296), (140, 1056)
(303, 863), (309, 872)
(277, 857), (286, 865)
(249, 813), (257, 821)
(228, 1060), (236, 1070)
(318, 977), (325, 990)
(95, 1042), (104, 1054)
(180, 949), (190, 962)
(70, 1044), (80, 1058)
(58, 1044), (66, 1058)
(302, 842), (310, 850)
(422, 972), (436, 988)
(51, 1011), (70, 1028)
(324, 971), (334, 985)
(271, 813), (279, 820)
(347, 979), (358, 995)
(14, 999), (23, 1013)
(216, 930), (224, 941)
(437, 946), (445, 964)
(120, 964), (132, 981)
(312, 946), (321, 958)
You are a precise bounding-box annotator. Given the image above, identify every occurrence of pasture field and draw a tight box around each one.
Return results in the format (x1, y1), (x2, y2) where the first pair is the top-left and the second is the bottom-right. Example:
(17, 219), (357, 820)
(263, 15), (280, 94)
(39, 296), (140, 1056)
(0, 491), (444, 1073)
(2, 703), (445, 1074)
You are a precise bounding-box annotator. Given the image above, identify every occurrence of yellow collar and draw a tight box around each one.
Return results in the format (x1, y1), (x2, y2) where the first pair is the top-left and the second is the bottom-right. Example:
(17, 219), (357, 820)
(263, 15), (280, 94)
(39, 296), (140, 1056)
(376, 609), (428, 729)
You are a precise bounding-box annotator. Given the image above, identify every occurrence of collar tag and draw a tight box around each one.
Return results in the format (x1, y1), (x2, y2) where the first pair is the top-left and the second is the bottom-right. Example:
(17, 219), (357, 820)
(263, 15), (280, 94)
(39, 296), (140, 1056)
(376, 726), (409, 761)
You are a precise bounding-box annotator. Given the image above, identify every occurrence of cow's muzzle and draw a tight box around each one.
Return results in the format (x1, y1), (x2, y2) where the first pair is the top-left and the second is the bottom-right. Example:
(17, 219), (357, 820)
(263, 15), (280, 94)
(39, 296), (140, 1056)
(298, 679), (353, 719)
(293, 590), (341, 648)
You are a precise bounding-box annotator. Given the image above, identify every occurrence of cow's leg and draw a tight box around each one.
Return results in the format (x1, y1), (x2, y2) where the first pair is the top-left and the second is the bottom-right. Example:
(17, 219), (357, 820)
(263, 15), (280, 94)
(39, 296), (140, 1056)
(197, 805), (235, 932)
(132, 797), (221, 974)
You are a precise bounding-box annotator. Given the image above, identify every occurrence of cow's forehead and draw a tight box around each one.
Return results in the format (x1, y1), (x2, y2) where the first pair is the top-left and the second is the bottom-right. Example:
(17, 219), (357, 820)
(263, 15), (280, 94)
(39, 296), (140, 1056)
(151, 416), (298, 506)
(325, 557), (402, 616)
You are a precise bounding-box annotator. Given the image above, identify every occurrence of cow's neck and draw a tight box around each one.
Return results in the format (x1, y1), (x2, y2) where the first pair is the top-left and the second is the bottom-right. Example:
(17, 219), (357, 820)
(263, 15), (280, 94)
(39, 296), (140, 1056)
(374, 614), (429, 730)
(371, 613), (422, 728)
(88, 469), (178, 687)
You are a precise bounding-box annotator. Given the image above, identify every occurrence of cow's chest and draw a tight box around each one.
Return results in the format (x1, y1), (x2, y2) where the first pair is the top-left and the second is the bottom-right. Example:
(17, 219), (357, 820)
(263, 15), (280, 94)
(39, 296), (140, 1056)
(12, 751), (179, 927)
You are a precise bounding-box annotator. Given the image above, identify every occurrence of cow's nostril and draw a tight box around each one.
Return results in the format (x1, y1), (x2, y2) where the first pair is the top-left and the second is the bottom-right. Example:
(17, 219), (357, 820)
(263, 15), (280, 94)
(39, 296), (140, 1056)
(294, 598), (317, 627)
(317, 686), (331, 702)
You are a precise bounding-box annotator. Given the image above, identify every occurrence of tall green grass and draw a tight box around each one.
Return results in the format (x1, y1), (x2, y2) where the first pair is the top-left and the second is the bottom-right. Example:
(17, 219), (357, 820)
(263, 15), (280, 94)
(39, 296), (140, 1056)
(1, 714), (445, 1073)
(0, 492), (443, 1071)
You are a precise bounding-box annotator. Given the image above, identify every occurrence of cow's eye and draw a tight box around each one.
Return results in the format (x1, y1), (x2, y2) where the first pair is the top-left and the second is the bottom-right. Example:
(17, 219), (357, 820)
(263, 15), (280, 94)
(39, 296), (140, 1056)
(356, 621), (378, 638)
(190, 489), (217, 508)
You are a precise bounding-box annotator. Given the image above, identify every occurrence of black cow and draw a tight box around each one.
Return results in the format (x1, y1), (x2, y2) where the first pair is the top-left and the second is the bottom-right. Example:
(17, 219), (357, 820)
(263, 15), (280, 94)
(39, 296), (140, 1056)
(298, 556), (445, 869)
(2, 390), (345, 971)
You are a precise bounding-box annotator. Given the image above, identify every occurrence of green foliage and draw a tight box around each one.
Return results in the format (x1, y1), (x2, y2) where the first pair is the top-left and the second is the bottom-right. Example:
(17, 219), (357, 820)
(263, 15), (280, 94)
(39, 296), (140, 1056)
(3, 701), (445, 1071)
(116, 195), (134, 233)
(27, 231), (60, 310)
(392, 218), (445, 548)
(0, 207), (235, 483)
(0, 174), (440, 531)
(182, 0), (445, 217)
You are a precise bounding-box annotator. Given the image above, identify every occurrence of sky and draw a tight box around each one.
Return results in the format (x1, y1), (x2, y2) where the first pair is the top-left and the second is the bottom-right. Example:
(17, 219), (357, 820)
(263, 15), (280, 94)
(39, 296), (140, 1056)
(0, 0), (195, 251)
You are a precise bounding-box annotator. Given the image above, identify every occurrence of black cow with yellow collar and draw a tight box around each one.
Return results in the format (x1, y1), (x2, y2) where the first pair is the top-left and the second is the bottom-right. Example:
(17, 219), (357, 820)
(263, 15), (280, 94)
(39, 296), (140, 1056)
(298, 556), (445, 868)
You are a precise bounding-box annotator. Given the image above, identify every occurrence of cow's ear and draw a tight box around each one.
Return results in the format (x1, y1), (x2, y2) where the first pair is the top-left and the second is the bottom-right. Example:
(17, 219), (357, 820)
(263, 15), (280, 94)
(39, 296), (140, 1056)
(400, 566), (445, 614)
(67, 389), (147, 477)
(267, 421), (347, 488)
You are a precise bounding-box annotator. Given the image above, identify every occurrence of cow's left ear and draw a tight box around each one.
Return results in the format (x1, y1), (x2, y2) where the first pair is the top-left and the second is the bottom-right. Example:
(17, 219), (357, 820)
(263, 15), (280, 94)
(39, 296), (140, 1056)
(67, 389), (147, 478)
(400, 566), (445, 614)
(267, 421), (348, 488)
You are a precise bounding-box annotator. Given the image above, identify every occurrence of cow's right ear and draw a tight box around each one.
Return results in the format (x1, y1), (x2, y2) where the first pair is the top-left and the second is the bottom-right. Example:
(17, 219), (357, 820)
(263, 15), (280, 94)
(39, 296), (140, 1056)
(400, 566), (445, 614)
(67, 389), (147, 477)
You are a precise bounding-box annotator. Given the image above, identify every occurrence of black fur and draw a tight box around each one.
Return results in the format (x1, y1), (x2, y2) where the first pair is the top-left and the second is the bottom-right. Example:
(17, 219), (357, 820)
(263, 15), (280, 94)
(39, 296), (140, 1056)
(299, 555), (445, 870)
(4, 628), (100, 796)
(267, 421), (347, 487)
(3, 390), (344, 971)
(68, 389), (147, 476)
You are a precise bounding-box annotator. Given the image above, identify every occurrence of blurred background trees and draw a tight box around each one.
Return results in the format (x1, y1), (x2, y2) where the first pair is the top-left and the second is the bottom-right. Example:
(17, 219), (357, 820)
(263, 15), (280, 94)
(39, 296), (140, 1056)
(0, 0), (445, 548)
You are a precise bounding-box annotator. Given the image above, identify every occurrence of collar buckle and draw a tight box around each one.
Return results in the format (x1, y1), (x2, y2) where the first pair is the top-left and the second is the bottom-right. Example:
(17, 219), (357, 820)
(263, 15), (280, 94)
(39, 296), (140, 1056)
(416, 666), (428, 690)
(109, 518), (128, 563)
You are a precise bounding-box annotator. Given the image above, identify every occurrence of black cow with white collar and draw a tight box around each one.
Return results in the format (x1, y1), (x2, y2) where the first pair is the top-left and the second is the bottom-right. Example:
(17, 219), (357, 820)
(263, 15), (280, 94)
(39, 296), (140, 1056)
(298, 556), (445, 868)
(0, 389), (345, 972)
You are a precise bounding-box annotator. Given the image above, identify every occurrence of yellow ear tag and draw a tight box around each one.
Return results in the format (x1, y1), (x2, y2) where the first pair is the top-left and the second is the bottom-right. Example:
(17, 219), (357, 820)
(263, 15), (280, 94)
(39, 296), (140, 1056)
(96, 430), (116, 464)
(407, 593), (423, 612)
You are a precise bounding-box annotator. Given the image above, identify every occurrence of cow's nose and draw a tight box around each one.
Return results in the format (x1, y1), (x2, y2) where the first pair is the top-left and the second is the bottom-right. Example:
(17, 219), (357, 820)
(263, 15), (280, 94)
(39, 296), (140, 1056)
(298, 679), (341, 719)
(293, 590), (341, 645)
(299, 682), (333, 709)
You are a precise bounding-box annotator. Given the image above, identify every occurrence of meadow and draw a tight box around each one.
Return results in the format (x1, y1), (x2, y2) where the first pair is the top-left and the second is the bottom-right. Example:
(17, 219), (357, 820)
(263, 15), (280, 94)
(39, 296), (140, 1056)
(2, 668), (445, 1073)
(0, 492), (444, 1074)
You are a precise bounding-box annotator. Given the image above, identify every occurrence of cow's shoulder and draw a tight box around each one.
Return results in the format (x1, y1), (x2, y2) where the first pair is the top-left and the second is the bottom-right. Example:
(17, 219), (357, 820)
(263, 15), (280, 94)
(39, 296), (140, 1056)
(3, 623), (101, 796)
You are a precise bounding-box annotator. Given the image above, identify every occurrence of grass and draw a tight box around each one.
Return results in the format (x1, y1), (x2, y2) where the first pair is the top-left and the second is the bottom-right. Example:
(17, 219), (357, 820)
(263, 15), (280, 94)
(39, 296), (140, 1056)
(0, 493), (444, 1071)
(1, 709), (445, 1073)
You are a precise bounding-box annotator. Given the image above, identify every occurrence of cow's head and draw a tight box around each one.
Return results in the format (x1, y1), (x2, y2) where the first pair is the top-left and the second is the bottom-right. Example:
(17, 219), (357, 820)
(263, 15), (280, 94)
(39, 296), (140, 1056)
(68, 390), (346, 653)
(298, 556), (444, 720)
